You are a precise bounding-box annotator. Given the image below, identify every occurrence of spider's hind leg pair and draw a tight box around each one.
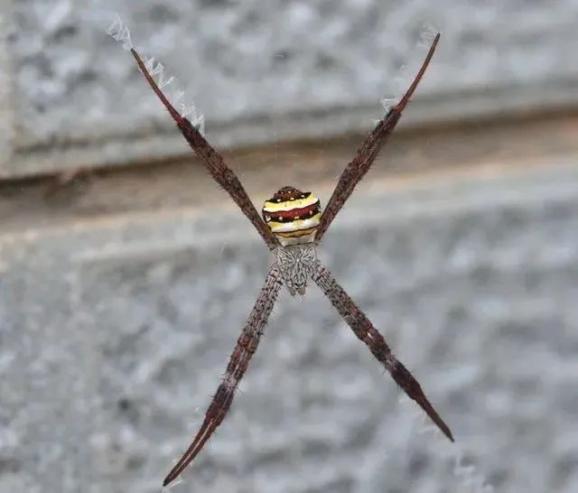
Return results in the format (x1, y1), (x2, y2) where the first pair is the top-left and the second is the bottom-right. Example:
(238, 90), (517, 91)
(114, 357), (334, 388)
(130, 33), (452, 487)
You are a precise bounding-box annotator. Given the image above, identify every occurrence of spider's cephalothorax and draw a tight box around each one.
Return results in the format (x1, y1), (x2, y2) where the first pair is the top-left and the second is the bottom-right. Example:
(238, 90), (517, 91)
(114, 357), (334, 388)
(275, 243), (317, 296)
(131, 34), (453, 488)
(262, 186), (321, 246)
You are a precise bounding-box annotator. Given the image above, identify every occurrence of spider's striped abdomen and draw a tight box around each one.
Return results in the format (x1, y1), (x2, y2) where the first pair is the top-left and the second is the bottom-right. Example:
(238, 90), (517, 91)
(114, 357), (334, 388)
(262, 186), (321, 246)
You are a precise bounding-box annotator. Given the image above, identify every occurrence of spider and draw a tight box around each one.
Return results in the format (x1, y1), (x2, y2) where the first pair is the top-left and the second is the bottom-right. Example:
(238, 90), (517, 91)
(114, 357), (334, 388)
(130, 33), (452, 487)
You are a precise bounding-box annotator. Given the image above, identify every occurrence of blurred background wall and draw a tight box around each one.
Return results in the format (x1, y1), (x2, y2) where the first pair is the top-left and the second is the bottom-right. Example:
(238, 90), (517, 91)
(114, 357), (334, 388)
(1, 1), (578, 492)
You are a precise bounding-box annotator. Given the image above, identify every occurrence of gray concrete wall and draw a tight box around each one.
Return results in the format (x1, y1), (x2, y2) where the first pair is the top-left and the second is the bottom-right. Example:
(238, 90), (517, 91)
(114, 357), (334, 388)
(2, 2), (578, 493)
(1, 162), (578, 493)
(2, 1), (578, 177)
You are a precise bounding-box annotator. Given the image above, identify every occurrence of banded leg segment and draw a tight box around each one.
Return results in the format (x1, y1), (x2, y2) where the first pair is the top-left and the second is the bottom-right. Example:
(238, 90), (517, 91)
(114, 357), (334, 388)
(163, 265), (284, 486)
(312, 262), (454, 442)
(131, 49), (279, 251)
(315, 34), (440, 241)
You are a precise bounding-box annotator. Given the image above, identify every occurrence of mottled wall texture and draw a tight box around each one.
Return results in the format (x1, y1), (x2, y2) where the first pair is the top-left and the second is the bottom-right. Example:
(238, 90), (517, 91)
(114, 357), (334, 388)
(2, 164), (578, 493)
(1, 0), (578, 176)
(1, 1), (578, 493)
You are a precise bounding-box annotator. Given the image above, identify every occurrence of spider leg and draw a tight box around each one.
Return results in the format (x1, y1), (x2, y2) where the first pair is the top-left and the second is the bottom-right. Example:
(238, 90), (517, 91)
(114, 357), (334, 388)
(311, 261), (454, 442)
(163, 264), (283, 486)
(315, 34), (440, 241)
(131, 49), (279, 251)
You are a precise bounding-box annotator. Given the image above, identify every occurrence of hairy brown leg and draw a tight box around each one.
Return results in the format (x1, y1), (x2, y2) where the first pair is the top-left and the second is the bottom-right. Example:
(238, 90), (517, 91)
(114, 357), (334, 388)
(163, 265), (284, 486)
(131, 49), (279, 251)
(312, 261), (454, 442)
(315, 34), (440, 241)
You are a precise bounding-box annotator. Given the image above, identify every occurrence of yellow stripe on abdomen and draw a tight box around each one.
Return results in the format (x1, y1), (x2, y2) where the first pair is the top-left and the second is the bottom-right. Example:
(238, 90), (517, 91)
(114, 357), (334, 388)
(263, 194), (319, 213)
(267, 213), (321, 234)
(275, 226), (318, 239)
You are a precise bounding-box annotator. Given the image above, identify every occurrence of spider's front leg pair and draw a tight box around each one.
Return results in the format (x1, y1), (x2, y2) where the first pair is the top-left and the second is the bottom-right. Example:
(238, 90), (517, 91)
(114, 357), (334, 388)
(130, 33), (452, 488)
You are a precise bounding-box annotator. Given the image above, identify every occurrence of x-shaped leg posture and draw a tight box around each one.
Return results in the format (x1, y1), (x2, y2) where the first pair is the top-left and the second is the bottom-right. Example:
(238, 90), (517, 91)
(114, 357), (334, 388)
(131, 33), (452, 488)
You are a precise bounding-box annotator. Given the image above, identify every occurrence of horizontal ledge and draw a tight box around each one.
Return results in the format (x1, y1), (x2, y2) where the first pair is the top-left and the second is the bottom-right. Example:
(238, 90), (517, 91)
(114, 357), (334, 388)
(3, 77), (578, 180)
